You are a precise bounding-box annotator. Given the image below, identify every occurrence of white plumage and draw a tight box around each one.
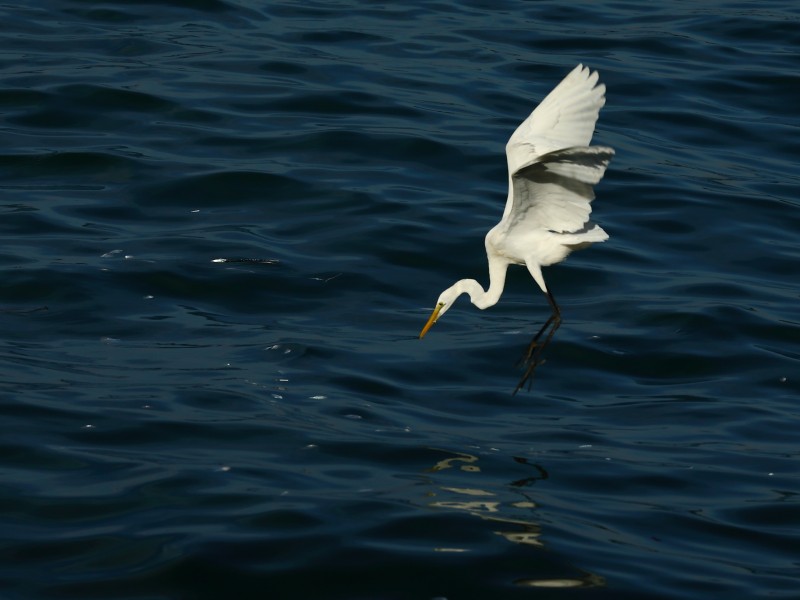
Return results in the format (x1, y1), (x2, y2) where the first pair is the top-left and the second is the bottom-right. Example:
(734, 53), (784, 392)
(419, 64), (614, 393)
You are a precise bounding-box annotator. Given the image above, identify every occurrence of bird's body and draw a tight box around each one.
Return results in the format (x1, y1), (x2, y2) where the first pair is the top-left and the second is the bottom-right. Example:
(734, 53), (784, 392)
(419, 64), (614, 392)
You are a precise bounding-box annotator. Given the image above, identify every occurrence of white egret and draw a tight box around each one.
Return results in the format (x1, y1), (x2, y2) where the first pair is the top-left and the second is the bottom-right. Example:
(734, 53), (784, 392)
(419, 64), (614, 393)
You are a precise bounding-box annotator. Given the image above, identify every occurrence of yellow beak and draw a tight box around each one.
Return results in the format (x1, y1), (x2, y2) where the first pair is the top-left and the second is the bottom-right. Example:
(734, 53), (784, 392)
(419, 303), (444, 339)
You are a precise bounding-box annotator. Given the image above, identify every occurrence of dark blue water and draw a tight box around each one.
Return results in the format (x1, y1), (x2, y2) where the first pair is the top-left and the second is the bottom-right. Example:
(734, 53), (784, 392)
(2, 2), (798, 598)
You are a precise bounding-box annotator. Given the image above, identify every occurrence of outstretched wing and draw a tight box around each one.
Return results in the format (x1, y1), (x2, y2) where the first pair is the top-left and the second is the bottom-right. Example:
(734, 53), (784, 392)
(506, 146), (614, 235)
(506, 64), (607, 177)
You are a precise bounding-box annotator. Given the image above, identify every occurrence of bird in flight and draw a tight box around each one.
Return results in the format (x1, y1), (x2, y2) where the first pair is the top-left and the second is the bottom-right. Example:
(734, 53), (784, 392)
(419, 64), (614, 393)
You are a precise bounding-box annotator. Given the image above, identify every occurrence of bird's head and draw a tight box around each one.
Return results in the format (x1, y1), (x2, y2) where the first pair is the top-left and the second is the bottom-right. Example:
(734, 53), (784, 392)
(419, 288), (459, 339)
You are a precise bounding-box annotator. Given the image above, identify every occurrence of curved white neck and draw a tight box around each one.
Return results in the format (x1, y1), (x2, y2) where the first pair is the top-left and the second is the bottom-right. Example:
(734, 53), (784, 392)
(452, 255), (508, 310)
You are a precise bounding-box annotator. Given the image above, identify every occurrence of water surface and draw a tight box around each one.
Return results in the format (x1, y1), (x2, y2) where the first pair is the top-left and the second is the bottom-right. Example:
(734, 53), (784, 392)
(1, 1), (798, 598)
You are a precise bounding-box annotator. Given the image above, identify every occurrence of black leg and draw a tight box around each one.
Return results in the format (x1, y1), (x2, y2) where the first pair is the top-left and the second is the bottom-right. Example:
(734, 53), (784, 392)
(513, 290), (561, 394)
